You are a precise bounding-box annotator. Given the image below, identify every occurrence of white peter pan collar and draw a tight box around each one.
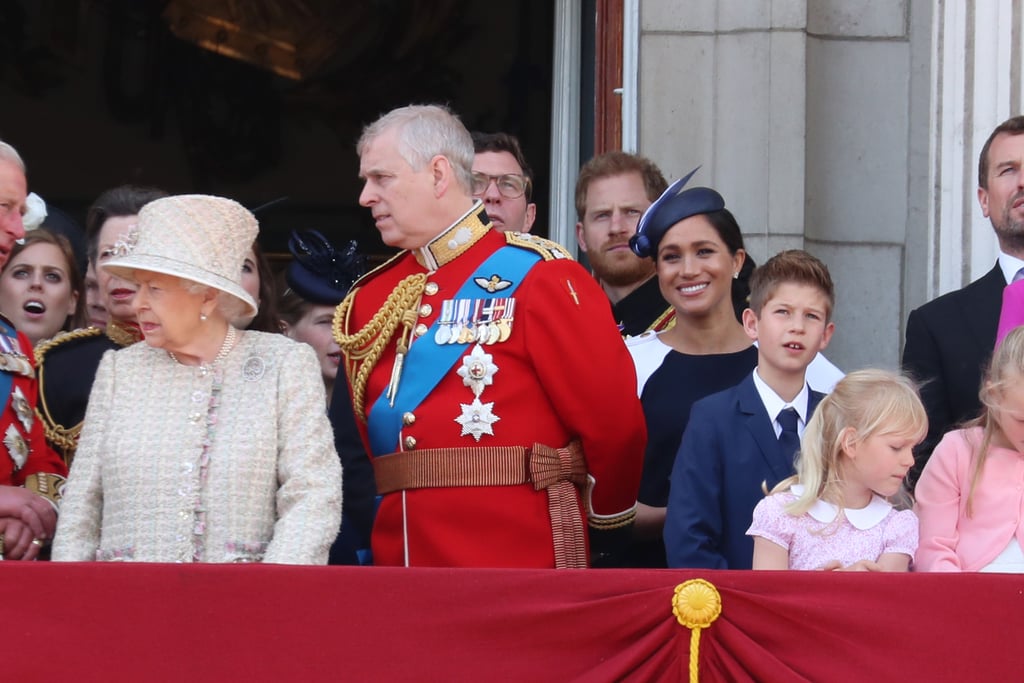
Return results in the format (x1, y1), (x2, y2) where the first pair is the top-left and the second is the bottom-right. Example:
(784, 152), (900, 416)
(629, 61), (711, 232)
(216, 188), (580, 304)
(790, 485), (893, 530)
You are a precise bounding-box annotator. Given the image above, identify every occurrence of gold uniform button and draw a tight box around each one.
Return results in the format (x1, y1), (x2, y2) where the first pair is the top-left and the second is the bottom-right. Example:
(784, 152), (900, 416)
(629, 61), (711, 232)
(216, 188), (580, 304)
(402, 412), (416, 426)
(414, 323), (429, 337)
(424, 282), (439, 296)
(419, 304), (433, 317)
(403, 435), (417, 450)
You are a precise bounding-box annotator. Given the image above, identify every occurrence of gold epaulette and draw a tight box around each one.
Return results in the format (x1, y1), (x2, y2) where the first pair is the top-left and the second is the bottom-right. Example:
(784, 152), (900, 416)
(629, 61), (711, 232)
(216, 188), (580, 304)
(34, 326), (104, 365)
(106, 320), (143, 347)
(504, 232), (575, 261)
(648, 307), (677, 333)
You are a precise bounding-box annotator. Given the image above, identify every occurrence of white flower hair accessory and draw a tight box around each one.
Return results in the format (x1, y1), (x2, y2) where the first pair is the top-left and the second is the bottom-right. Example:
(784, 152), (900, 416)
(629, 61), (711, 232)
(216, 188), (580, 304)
(22, 193), (47, 232)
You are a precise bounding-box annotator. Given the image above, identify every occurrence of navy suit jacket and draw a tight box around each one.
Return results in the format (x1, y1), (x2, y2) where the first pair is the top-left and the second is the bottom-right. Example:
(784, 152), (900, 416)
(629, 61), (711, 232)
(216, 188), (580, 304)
(901, 263), (1004, 484)
(664, 373), (824, 570)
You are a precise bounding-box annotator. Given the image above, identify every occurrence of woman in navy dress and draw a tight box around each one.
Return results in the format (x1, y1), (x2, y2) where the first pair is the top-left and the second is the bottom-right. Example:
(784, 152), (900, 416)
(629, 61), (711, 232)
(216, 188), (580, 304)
(621, 170), (756, 567)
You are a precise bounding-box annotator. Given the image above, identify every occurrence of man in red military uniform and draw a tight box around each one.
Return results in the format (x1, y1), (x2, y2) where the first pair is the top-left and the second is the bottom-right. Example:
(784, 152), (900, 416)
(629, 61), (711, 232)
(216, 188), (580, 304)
(334, 105), (645, 568)
(0, 140), (67, 560)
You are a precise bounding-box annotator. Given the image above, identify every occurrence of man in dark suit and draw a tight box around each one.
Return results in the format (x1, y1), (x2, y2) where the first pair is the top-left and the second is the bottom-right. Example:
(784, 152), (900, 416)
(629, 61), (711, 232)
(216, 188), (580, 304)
(903, 115), (1024, 482)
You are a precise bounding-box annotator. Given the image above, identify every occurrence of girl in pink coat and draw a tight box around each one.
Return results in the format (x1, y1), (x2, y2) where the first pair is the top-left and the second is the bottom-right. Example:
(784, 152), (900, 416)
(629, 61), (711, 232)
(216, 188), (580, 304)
(916, 324), (1024, 572)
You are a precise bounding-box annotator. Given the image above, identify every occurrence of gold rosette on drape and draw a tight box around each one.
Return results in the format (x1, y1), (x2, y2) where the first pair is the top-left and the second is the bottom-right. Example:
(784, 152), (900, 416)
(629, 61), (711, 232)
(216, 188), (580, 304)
(672, 579), (722, 683)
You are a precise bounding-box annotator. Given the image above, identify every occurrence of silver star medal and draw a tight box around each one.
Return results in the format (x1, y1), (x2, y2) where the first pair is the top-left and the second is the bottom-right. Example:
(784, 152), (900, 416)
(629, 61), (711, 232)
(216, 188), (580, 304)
(456, 344), (498, 397)
(4, 424), (27, 471)
(10, 386), (32, 431)
(455, 398), (500, 442)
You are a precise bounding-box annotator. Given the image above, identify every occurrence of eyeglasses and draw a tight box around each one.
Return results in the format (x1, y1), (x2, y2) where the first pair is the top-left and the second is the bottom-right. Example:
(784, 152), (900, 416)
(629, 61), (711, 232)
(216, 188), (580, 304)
(471, 172), (531, 200)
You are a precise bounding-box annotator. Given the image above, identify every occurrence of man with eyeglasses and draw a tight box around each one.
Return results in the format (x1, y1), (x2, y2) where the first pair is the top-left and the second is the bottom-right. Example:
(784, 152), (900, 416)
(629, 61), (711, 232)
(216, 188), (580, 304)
(0, 140), (67, 560)
(471, 132), (536, 233)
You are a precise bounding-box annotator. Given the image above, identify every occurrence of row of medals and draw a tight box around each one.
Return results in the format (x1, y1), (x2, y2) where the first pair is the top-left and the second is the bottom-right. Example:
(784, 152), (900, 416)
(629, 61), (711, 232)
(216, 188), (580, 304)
(434, 298), (516, 346)
(0, 332), (32, 377)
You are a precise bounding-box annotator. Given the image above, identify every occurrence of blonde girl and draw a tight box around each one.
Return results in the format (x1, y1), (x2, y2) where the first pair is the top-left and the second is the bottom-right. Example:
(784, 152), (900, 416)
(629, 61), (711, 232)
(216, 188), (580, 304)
(916, 325), (1024, 572)
(747, 369), (927, 571)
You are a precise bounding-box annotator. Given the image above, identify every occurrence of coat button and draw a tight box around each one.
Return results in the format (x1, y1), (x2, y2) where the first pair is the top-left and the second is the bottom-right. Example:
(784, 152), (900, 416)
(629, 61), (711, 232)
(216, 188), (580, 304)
(402, 412), (416, 426)
(425, 282), (439, 296)
(419, 304), (433, 317)
(403, 435), (417, 450)
(414, 323), (428, 337)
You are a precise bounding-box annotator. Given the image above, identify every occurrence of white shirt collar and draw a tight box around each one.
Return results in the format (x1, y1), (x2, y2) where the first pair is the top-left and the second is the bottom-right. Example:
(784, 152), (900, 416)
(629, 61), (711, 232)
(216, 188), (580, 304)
(790, 484), (893, 530)
(997, 251), (1024, 284)
(751, 368), (811, 427)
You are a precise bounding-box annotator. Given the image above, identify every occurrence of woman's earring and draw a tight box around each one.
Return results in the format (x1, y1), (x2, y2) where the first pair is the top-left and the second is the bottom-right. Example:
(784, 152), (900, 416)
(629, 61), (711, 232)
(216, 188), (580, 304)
(733, 272), (739, 280)
(200, 313), (208, 321)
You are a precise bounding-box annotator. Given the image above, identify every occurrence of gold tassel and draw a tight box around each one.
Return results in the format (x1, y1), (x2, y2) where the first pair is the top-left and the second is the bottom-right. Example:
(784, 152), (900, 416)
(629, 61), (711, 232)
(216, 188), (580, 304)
(672, 579), (723, 683)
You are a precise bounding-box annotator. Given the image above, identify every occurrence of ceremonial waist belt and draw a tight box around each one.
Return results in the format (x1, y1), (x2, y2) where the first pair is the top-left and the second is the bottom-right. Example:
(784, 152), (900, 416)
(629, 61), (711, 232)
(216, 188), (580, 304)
(373, 440), (589, 568)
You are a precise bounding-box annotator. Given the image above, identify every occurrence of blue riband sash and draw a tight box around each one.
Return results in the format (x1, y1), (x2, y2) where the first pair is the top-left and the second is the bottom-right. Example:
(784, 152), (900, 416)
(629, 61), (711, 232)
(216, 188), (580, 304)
(367, 246), (540, 457)
(0, 320), (18, 407)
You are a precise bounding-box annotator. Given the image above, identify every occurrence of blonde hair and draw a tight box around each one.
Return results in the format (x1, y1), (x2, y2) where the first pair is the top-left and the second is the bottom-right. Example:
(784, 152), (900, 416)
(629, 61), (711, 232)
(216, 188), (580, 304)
(967, 325), (1024, 516)
(772, 369), (927, 515)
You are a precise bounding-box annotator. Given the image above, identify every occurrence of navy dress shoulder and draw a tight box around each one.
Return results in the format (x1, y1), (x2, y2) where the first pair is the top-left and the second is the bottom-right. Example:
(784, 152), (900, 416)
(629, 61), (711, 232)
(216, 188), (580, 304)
(625, 333), (757, 567)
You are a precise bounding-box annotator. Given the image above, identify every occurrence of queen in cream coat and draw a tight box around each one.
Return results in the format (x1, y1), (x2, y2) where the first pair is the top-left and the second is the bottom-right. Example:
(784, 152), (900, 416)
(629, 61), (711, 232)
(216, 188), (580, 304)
(54, 332), (340, 563)
(52, 194), (341, 564)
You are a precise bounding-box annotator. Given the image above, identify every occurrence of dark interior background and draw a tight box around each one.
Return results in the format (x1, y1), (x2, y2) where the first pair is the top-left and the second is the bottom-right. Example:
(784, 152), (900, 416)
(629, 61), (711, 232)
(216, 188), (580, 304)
(0, 0), (555, 262)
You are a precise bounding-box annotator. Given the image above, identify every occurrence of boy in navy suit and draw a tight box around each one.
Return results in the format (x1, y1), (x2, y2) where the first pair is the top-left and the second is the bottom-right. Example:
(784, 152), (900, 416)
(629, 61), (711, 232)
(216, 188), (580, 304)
(664, 250), (836, 569)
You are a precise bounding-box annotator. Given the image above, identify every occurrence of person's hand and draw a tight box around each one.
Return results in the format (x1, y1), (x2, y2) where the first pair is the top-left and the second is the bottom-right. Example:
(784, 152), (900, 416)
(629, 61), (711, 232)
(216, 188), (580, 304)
(0, 486), (57, 540)
(0, 517), (44, 560)
(818, 559), (882, 572)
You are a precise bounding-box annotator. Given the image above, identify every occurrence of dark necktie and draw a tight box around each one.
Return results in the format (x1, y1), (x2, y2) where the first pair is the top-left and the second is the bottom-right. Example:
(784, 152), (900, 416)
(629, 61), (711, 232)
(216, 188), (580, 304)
(777, 407), (801, 462)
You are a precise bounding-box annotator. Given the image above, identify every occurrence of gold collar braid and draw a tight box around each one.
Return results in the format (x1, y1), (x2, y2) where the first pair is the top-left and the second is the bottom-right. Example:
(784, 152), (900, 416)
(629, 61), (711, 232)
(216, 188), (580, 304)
(333, 273), (427, 422)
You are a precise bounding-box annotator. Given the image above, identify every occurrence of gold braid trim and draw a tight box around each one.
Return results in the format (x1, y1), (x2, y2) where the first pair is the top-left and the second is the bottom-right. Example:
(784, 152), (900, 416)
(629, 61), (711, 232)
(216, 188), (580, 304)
(333, 273), (427, 422)
(33, 326), (103, 365)
(36, 407), (80, 467)
(588, 506), (638, 531)
(34, 328), (105, 467)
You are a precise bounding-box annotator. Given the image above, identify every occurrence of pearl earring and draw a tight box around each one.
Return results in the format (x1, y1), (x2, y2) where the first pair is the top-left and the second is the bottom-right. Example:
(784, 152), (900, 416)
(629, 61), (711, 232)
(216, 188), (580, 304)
(200, 313), (208, 321)
(733, 272), (739, 280)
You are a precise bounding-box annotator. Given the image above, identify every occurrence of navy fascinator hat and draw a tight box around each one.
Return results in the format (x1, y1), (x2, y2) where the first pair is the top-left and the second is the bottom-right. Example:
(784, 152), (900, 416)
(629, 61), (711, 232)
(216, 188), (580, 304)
(628, 166), (726, 259)
(286, 230), (367, 305)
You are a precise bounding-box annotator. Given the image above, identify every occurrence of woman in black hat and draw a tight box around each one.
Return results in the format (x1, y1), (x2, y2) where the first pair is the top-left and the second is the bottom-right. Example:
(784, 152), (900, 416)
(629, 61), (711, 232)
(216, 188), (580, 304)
(277, 230), (374, 565)
(620, 169), (758, 568)
(277, 231), (365, 408)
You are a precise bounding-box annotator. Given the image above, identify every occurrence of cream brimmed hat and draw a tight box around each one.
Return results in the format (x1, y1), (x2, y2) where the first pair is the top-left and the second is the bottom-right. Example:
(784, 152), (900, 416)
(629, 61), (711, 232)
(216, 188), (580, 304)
(101, 194), (259, 318)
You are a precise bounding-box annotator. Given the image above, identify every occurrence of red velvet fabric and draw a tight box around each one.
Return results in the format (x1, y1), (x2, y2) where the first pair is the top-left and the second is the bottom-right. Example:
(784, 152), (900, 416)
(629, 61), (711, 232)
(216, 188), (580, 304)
(5, 564), (1020, 681)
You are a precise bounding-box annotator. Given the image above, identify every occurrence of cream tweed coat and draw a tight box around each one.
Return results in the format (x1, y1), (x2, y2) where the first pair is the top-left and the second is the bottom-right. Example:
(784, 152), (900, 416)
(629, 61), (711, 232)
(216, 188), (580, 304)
(53, 331), (342, 564)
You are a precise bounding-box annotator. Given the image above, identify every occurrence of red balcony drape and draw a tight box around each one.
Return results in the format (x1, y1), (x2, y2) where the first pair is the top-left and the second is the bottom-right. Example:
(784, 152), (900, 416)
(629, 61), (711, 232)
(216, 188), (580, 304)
(5, 563), (1019, 682)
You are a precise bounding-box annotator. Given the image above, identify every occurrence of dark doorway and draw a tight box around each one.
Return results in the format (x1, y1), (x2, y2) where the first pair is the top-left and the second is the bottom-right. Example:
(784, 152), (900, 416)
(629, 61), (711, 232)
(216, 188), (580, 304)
(0, 0), (555, 256)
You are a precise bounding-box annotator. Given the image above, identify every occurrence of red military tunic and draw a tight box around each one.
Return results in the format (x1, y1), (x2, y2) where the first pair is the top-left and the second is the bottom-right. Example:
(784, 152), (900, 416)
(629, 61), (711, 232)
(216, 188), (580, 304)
(0, 314), (67, 503)
(336, 203), (645, 567)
